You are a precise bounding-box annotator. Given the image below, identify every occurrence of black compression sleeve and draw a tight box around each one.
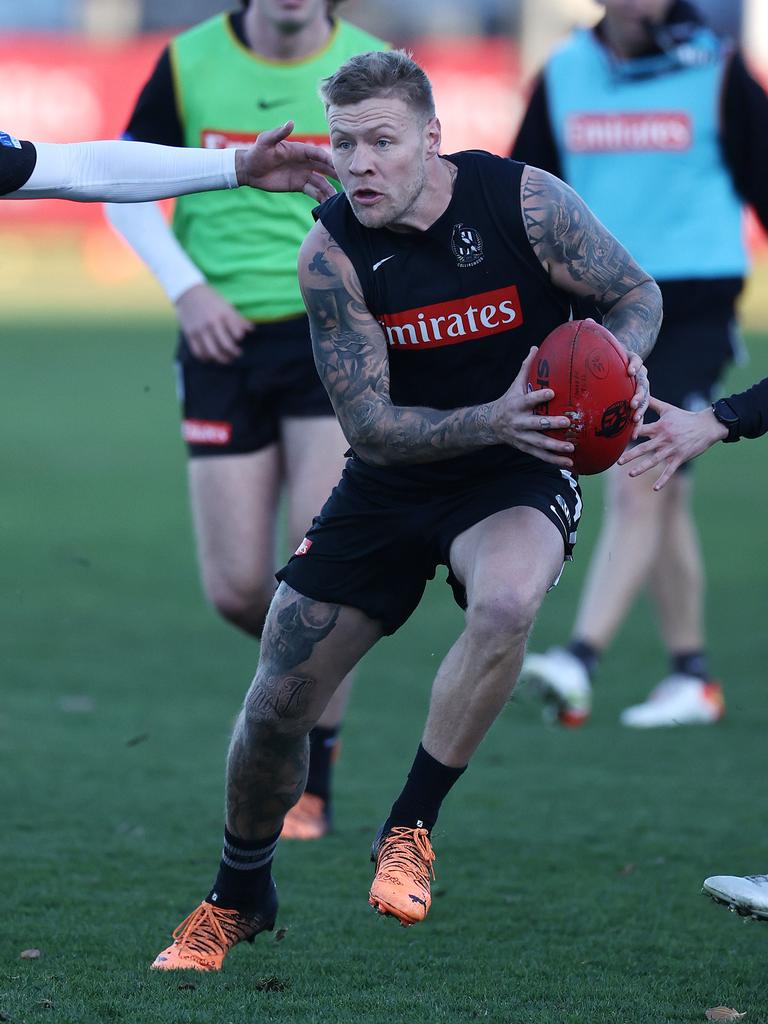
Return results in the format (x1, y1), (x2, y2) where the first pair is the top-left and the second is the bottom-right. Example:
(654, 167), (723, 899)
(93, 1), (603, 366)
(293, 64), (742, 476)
(510, 75), (564, 179)
(726, 377), (768, 440)
(721, 50), (768, 232)
(123, 47), (184, 147)
(0, 139), (37, 195)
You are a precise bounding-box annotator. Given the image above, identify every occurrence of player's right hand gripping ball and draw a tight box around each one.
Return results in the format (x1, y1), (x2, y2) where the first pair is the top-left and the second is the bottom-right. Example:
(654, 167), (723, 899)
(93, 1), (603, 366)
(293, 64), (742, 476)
(528, 318), (635, 474)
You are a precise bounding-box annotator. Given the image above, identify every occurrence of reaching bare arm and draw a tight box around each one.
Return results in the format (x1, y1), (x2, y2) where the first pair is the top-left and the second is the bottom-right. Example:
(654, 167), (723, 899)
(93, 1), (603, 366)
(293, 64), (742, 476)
(618, 396), (727, 490)
(521, 166), (662, 424)
(298, 222), (575, 468)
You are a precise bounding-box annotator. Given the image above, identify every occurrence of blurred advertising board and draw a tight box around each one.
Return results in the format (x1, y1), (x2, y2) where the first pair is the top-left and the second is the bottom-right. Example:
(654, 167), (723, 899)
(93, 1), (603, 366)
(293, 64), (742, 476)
(0, 33), (521, 229)
(0, 34), (172, 226)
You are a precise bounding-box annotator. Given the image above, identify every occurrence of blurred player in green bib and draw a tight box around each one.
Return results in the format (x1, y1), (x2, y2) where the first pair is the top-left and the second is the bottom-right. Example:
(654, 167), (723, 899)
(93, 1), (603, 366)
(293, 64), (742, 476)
(107, 0), (387, 839)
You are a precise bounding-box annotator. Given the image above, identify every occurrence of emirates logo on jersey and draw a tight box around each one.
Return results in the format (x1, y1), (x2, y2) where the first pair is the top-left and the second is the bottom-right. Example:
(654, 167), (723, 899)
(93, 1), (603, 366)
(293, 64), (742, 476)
(565, 112), (692, 152)
(379, 285), (523, 350)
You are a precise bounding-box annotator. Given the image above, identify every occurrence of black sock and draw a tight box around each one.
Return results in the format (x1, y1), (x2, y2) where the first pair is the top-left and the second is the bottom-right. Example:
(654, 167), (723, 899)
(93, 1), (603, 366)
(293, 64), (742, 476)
(671, 650), (709, 680)
(567, 639), (601, 681)
(383, 744), (466, 835)
(207, 827), (280, 911)
(305, 725), (339, 803)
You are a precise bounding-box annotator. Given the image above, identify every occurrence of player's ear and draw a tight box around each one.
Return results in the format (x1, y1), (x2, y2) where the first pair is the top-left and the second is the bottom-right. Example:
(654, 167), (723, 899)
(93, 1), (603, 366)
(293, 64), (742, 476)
(425, 116), (441, 156)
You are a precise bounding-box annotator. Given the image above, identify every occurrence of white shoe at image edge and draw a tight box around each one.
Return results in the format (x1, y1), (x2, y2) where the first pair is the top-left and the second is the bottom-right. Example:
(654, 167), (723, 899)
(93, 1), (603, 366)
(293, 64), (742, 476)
(619, 674), (724, 728)
(702, 874), (768, 920)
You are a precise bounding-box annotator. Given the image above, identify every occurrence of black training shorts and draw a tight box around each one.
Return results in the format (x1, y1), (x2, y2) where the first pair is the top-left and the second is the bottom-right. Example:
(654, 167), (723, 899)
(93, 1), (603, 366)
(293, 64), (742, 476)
(276, 457), (582, 635)
(644, 316), (738, 415)
(175, 314), (334, 457)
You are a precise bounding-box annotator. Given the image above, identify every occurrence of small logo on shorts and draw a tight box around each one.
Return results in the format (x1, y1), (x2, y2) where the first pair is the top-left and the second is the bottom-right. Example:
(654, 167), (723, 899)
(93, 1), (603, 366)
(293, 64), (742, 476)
(451, 223), (484, 268)
(182, 419), (232, 445)
(295, 538), (313, 556)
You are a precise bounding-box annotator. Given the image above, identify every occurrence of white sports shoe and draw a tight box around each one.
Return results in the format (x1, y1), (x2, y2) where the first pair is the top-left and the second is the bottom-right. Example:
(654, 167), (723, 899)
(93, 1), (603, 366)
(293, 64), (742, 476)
(520, 647), (592, 726)
(619, 674), (724, 728)
(703, 874), (768, 921)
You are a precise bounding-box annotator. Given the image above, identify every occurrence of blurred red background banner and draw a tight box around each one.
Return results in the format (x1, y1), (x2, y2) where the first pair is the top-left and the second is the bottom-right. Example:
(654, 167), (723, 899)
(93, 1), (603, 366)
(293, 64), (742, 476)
(0, 34), (171, 225)
(0, 33), (521, 228)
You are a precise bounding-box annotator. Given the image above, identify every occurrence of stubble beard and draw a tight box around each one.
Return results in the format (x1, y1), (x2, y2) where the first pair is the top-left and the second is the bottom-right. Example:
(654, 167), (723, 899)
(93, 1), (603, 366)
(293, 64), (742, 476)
(351, 164), (427, 231)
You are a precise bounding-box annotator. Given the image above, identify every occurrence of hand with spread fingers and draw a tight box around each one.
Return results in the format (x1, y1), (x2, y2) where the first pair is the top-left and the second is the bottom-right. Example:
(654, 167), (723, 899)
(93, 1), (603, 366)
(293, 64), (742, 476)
(618, 396), (727, 490)
(493, 346), (575, 468)
(235, 121), (336, 202)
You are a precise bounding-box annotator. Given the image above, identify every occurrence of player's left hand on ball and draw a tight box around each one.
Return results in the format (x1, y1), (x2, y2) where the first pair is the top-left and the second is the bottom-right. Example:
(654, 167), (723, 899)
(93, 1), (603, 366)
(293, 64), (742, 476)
(237, 122), (336, 201)
(626, 352), (650, 431)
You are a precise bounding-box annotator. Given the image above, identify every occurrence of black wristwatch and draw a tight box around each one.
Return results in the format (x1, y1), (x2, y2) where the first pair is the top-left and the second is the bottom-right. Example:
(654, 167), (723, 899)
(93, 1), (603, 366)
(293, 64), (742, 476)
(711, 398), (741, 443)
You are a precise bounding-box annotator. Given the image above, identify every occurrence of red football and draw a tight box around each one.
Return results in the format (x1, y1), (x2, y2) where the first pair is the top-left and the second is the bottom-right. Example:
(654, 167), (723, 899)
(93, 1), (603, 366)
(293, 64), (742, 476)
(527, 318), (635, 475)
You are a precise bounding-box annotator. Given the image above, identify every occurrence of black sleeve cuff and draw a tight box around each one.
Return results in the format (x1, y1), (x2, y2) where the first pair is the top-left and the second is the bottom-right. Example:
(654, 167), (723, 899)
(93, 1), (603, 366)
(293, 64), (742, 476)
(725, 377), (768, 439)
(0, 138), (37, 195)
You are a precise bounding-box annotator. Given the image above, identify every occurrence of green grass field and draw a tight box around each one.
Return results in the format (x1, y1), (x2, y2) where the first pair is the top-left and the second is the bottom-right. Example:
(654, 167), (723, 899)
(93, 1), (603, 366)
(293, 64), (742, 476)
(2, 314), (767, 1024)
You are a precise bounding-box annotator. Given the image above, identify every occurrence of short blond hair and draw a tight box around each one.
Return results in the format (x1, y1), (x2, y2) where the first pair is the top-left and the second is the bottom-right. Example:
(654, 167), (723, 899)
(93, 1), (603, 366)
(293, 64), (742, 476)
(320, 50), (435, 120)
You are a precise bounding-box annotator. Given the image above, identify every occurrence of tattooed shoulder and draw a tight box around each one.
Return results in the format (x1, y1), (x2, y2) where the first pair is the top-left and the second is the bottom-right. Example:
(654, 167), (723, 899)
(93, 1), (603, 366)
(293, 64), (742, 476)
(520, 165), (661, 359)
(299, 223), (359, 297)
(520, 164), (650, 308)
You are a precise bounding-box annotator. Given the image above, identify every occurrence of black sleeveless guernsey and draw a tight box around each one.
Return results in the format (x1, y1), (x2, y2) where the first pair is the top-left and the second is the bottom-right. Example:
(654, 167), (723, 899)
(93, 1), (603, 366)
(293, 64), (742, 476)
(314, 151), (573, 485)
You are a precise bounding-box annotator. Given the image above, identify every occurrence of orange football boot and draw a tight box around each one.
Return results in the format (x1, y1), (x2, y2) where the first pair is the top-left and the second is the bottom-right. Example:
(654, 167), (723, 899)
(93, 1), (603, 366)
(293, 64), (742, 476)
(150, 883), (277, 971)
(369, 826), (436, 926)
(281, 792), (330, 841)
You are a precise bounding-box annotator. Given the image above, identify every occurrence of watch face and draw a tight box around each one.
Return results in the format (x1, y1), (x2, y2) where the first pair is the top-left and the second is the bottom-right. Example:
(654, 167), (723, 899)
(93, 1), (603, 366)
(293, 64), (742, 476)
(714, 401), (737, 425)
(713, 400), (740, 441)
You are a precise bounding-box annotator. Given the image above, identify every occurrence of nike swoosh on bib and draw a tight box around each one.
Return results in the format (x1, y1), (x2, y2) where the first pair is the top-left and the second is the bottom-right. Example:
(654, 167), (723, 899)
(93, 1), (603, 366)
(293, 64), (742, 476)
(257, 98), (294, 110)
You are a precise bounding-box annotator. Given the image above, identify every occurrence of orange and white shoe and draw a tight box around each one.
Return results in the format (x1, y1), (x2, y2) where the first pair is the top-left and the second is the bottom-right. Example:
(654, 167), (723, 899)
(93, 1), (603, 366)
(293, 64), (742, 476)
(281, 792), (331, 841)
(150, 883), (278, 971)
(520, 647), (592, 727)
(620, 676), (725, 728)
(369, 826), (436, 927)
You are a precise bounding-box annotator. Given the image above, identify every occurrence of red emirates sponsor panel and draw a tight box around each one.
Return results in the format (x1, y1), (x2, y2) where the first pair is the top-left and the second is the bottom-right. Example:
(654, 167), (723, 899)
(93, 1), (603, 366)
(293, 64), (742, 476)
(201, 128), (329, 149)
(182, 419), (232, 445)
(379, 286), (523, 350)
(566, 112), (692, 153)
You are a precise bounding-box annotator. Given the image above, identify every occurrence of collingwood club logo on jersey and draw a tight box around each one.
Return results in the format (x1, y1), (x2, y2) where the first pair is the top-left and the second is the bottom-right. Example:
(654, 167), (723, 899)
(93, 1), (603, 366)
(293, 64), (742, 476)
(378, 285), (523, 350)
(451, 223), (484, 268)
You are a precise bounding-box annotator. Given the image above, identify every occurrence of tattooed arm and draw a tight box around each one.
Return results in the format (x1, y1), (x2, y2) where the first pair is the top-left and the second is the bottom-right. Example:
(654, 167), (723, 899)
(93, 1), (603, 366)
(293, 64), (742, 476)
(298, 221), (575, 468)
(521, 165), (662, 423)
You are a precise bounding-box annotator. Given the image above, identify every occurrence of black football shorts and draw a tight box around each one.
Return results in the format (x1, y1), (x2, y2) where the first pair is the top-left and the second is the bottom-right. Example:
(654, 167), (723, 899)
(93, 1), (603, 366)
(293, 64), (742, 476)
(175, 314), (334, 457)
(276, 458), (583, 635)
(644, 316), (738, 416)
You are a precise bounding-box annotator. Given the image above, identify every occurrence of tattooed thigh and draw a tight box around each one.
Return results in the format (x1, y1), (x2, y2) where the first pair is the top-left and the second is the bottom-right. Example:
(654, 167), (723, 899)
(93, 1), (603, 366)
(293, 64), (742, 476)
(260, 584), (341, 673)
